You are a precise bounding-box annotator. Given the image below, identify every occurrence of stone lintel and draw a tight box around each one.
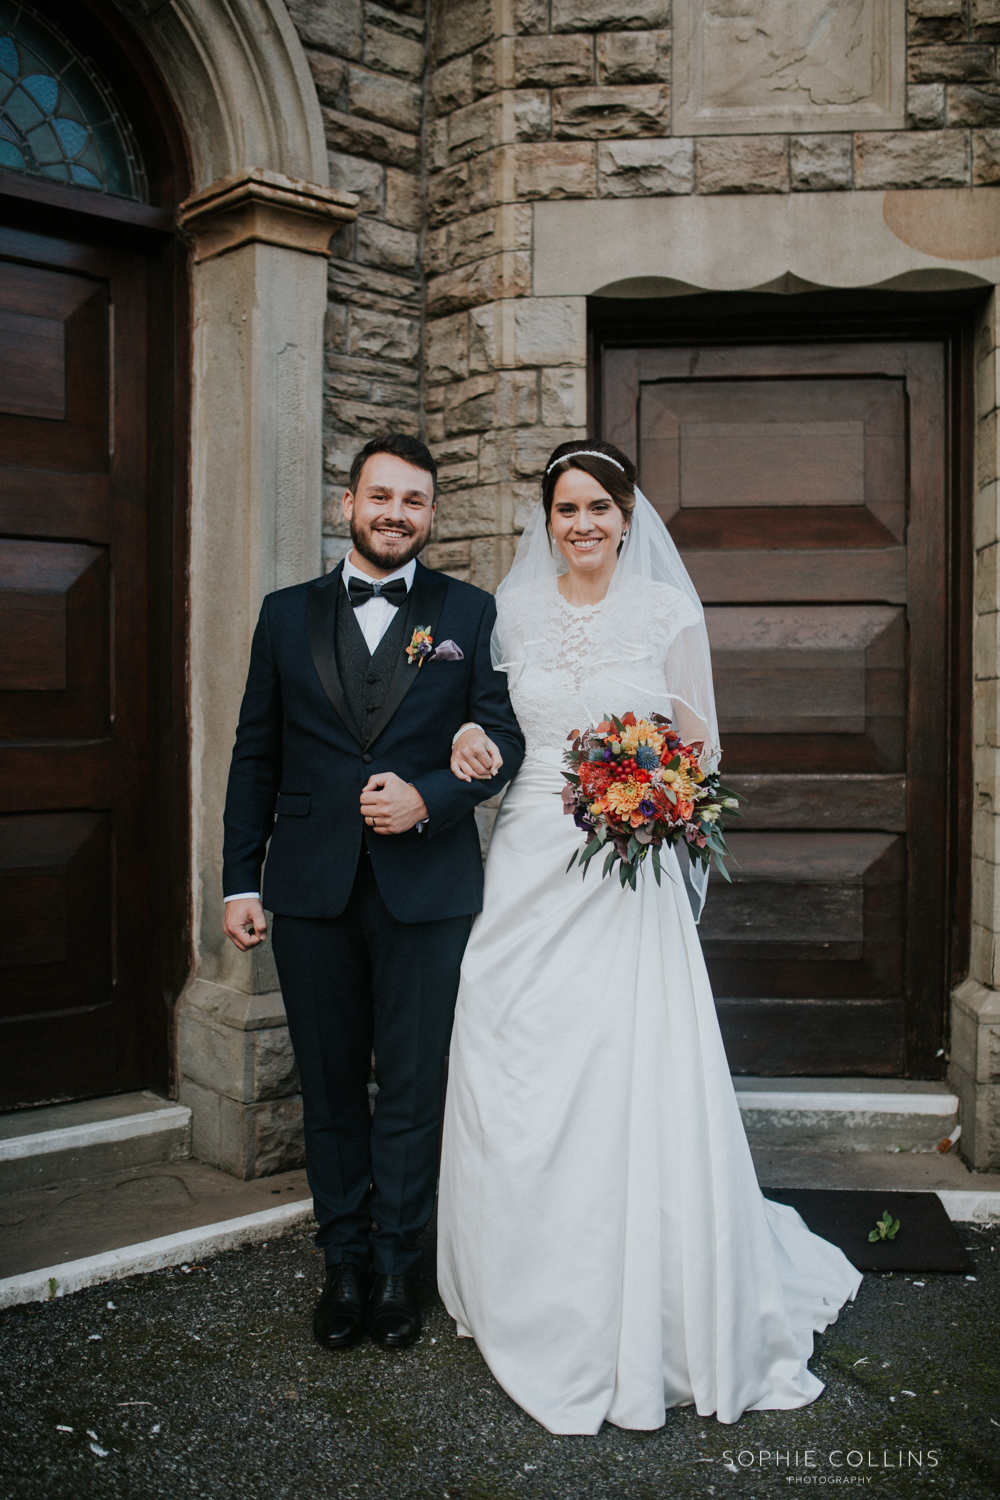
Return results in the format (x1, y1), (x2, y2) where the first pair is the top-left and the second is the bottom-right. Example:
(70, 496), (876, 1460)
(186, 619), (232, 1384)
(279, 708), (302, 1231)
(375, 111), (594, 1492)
(179, 167), (358, 263)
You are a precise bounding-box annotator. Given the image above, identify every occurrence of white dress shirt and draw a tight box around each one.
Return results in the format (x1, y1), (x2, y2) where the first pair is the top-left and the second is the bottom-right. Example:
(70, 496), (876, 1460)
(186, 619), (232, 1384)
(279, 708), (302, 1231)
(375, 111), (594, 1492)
(225, 552), (419, 903)
(342, 553), (416, 653)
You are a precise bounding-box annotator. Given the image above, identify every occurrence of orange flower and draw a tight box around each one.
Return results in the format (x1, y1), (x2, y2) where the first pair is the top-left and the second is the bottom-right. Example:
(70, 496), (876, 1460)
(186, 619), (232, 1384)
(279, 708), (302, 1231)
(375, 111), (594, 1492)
(580, 762), (612, 796)
(605, 779), (642, 817)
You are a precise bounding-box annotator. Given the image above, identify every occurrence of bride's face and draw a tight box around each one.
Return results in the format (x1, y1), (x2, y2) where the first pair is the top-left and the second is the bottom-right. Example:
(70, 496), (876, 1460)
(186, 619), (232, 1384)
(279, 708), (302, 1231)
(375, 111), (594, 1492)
(548, 469), (627, 578)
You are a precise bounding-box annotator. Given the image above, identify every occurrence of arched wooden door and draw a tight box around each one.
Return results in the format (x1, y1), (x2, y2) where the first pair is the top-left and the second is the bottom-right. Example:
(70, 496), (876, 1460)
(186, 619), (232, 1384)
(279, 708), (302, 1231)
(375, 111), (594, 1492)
(599, 310), (969, 1079)
(0, 2), (187, 1110)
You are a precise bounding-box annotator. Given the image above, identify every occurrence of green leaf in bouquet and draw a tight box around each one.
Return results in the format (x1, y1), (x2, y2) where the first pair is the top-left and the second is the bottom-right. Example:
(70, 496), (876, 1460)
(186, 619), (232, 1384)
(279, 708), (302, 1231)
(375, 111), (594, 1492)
(712, 850), (732, 881)
(651, 845), (662, 886)
(566, 848), (580, 872)
(603, 848), (618, 879)
(663, 785), (677, 804)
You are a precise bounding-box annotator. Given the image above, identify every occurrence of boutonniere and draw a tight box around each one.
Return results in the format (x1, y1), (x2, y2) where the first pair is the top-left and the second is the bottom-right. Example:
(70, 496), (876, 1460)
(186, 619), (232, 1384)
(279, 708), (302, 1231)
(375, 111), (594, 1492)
(406, 626), (434, 667)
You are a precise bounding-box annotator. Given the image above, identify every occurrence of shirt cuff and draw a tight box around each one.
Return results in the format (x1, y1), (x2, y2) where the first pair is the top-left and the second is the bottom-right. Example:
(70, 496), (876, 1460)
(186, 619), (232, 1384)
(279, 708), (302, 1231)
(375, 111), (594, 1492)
(224, 892), (260, 902)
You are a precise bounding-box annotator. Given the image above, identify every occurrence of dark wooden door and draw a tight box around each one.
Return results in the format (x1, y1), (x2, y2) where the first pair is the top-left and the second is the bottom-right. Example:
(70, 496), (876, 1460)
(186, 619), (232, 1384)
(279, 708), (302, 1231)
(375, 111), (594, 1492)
(602, 339), (949, 1076)
(0, 224), (151, 1108)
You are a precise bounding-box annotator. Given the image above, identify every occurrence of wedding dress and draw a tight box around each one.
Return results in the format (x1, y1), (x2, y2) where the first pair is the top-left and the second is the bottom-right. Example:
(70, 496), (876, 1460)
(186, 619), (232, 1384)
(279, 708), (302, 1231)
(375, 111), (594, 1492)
(436, 494), (862, 1436)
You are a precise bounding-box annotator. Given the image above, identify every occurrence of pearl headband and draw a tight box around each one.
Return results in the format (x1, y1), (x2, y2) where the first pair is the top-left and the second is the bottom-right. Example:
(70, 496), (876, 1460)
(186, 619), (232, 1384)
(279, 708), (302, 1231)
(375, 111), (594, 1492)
(545, 450), (625, 476)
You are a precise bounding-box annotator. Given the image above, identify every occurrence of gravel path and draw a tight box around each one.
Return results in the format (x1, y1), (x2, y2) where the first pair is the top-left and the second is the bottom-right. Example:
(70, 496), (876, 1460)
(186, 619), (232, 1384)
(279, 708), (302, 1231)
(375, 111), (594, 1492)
(2, 1222), (998, 1499)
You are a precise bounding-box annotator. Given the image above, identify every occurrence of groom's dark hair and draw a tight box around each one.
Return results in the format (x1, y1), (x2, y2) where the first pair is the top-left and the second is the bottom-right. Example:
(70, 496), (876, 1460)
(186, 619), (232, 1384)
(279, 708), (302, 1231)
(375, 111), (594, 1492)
(349, 434), (438, 499)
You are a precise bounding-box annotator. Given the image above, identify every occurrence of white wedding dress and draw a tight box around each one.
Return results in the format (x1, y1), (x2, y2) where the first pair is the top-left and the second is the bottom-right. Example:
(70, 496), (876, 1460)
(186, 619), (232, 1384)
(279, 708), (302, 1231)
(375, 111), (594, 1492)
(437, 579), (862, 1435)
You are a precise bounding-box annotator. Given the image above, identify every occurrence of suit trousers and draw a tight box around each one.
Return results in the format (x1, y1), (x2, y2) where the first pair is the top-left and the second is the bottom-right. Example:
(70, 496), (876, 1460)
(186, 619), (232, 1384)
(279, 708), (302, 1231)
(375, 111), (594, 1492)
(271, 849), (472, 1274)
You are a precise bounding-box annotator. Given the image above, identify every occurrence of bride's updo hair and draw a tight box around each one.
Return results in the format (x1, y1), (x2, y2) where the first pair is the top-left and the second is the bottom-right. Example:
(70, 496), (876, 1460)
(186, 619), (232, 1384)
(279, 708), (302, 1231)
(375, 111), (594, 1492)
(541, 439), (637, 527)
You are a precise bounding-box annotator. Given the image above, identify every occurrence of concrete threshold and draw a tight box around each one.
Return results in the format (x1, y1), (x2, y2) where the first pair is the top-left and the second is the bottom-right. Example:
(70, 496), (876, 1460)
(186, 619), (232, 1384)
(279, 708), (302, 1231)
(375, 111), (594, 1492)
(0, 1091), (192, 1192)
(0, 1197), (315, 1310)
(735, 1076), (958, 1152)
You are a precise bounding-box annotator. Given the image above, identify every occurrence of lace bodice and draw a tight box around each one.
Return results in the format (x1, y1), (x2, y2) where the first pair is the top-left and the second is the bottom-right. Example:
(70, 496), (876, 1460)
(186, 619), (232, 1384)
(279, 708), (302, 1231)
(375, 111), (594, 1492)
(506, 583), (700, 762)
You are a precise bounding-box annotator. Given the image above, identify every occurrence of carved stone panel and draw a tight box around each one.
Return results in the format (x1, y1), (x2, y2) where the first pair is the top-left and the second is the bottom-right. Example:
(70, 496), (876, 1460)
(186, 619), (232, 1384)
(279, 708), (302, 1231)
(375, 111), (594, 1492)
(673, 0), (905, 136)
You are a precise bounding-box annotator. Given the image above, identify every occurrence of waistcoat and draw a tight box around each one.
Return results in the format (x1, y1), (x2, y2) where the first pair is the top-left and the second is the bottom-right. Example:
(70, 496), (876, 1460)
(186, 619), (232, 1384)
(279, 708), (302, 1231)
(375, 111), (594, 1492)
(334, 579), (411, 743)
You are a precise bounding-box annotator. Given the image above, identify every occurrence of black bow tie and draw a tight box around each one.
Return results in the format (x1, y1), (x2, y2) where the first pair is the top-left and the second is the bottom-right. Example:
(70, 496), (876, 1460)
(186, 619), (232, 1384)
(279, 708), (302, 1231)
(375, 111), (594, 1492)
(347, 575), (408, 609)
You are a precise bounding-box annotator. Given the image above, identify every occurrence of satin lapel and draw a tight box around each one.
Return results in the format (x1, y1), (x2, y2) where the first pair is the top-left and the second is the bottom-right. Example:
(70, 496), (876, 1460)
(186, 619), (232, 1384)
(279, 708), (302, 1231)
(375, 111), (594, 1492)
(306, 566), (363, 746)
(363, 563), (449, 750)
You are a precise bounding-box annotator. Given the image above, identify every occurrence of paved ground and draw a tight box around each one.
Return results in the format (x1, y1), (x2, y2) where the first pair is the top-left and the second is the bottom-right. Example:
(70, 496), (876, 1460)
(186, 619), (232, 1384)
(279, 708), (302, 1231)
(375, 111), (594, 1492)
(2, 1220), (999, 1500)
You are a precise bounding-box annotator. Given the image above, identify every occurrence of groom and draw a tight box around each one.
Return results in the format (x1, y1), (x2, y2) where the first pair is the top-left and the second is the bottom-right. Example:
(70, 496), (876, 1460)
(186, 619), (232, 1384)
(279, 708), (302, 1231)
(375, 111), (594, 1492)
(222, 434), (524, 1350)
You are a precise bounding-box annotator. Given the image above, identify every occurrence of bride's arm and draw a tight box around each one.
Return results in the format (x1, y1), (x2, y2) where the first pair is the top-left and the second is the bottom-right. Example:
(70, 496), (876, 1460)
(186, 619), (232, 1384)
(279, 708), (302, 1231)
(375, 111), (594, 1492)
(451, 723), (502, 782)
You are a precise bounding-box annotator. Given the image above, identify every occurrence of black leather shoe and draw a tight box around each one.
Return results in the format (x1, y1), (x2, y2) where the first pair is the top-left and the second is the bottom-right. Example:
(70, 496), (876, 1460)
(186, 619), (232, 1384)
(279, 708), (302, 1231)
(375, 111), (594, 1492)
(366, 1273), (421, 1348)
(313, 1263), (369, 1350)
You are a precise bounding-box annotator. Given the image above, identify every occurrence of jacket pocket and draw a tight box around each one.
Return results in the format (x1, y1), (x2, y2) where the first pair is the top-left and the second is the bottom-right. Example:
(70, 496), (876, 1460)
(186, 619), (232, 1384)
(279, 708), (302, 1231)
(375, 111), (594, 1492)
(275, 792), (311, 817)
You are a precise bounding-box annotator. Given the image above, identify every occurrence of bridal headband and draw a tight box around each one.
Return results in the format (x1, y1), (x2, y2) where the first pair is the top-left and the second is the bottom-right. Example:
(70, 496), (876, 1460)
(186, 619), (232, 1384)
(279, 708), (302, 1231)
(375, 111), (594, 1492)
(545, 450), (625, 475)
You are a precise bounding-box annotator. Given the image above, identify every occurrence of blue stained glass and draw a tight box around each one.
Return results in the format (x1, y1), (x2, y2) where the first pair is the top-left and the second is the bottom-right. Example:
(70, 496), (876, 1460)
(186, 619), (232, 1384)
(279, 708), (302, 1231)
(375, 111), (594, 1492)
(0, 4), (145, 200)
(53, 116), (85, 156)
(22, 71), (56, 111)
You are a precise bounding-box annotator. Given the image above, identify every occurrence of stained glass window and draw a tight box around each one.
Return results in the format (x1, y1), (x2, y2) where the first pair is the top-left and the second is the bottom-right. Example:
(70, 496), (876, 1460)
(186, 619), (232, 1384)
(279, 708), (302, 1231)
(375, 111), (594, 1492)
(0, 0), (145, 200)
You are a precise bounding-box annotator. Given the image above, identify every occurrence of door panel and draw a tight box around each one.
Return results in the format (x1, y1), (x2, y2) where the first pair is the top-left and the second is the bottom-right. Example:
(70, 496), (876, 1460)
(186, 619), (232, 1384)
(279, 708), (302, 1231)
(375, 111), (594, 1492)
(602, 338), (948, 1075)
(0, 232), (148, 1109)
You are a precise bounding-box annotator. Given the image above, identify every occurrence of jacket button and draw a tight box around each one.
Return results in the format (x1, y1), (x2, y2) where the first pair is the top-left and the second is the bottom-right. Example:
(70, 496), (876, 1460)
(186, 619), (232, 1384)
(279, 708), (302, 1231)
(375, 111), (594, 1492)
(362, 752), (373, 763)
(366, 674), (378, 684)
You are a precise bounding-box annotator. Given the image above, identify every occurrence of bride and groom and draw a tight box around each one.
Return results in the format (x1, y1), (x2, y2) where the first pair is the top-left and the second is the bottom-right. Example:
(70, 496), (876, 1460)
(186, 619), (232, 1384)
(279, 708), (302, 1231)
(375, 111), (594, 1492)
(223, 431), (861, 1435)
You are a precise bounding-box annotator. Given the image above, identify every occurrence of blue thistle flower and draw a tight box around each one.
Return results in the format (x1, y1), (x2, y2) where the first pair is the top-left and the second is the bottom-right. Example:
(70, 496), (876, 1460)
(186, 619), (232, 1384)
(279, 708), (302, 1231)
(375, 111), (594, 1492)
(635, 744), (659, 770)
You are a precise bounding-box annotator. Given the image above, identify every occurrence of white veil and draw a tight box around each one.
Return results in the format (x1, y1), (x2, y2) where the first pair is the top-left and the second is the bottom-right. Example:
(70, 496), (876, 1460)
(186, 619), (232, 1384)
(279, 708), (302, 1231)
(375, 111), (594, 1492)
(491, 485), (721, 919)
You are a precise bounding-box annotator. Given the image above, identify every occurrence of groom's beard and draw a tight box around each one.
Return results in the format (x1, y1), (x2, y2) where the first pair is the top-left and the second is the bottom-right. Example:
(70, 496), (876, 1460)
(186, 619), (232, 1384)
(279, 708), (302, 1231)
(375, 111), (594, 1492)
(350, 515), (431, 572)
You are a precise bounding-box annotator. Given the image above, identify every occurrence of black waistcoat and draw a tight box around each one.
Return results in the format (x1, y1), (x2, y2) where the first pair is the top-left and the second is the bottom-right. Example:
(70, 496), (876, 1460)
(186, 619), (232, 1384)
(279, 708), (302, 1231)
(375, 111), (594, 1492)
(334, 580), (411, 743)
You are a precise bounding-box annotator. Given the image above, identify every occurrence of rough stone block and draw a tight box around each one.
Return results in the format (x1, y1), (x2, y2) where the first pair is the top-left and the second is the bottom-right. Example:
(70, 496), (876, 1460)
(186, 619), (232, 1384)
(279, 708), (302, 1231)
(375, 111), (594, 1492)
(971, 0), (1000, 41)
(909, 45), (996, 83)
(444, 374), (498, 434)
(853, 128), (970, 188)
(973, 128), (1000, 182)
(596, 30), (670, 85)
(426, 253), (532, 315)
(356, 216), (419, 272)
(597, 138), (694, 196)
(696, 135), (790, 194)
(449, 98), (499, 160)
(908, 0), (965, 46)
(552, 0), (669, 32)
(327, 396), (420, 436)
(349, 65), (422, 134)
(471, 43), (496, 98)
(515, 35), (594, 88)
(364, 25), (424, 80)
(324, 301), (348, 351)
(947, 84), (1000, 126)
(286, 0), (362, 60)
(305, 48), (348, 108)
(327, 151), (384, 215)
(432, 0), (493, 64)
(436, 459), (480, 492)
(424, 538), (472, 572)
(907, 83), (947, 128)
(384, 167), (421, 230)
(554, 84), (670, 139)
(322, 107), (418, 170)
(432, 55), (474, 116)
(540, 367), (588, 426)
(514, 297), (587, 366)
(789, 134), (853, 191)
(496, 370), (539, 427)
(423, 225), (448, 274)
(503, 424), (583, 479)
(425, 312), (470, 383)
(514, 90), (552, 142)
(515, 141), (597, 198)
(427, 163), (470, 225)
(426, 118), (450, 171)
(438, 205), (532, 271)
(368, 1), (425, 35)
(979, 409), (999, 489)
(432, 433), (481, 464)
(347, 306), (420, 363)
(434, 483), (507, 538)
(515, 0), (548, 35)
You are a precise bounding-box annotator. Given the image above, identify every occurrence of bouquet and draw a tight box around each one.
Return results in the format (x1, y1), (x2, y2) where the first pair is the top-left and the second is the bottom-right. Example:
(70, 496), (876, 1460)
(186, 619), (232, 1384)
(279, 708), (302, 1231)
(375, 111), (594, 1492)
(561, 712), (740, 891)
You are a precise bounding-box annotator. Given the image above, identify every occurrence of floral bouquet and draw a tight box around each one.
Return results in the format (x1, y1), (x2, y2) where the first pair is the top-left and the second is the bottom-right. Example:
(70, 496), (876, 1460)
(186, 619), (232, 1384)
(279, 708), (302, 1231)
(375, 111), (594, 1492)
(561, 712), (740, 891)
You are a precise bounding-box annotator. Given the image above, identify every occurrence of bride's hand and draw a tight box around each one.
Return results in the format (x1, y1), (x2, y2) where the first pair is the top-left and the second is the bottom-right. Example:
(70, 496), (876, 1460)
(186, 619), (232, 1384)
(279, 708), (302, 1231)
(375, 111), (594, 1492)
(452, 725), (503, 782)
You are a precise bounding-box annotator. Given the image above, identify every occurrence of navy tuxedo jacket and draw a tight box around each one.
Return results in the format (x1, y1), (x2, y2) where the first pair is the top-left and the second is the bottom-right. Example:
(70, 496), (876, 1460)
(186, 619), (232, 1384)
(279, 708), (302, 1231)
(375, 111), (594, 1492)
(222, 559), (525, 923)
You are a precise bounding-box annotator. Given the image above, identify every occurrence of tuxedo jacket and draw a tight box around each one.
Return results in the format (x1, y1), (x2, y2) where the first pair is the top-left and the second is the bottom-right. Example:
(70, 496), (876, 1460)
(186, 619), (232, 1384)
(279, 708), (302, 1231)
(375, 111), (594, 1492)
(222, 559), (525, 923)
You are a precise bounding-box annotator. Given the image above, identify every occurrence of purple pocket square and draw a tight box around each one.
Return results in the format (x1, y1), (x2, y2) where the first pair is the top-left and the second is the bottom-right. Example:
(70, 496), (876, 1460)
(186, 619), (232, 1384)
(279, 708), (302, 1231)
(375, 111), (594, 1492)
(426, 639), (464, 662)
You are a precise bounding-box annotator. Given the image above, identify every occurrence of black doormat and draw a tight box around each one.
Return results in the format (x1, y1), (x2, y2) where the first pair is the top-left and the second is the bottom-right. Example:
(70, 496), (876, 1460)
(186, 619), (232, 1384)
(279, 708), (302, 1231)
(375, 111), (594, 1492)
(761, 1188), (974, 1273)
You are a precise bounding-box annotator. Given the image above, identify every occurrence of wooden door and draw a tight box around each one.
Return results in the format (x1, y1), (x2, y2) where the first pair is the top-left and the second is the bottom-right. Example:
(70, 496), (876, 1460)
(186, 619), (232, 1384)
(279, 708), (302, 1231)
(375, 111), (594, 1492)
(0, 224), (150, 1108)
(602, 339), (950, 1076)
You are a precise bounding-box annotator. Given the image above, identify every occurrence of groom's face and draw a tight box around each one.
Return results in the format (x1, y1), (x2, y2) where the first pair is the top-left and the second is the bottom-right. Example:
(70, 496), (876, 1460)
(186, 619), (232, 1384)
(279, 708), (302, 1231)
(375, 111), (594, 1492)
(344, 453), (436, 575)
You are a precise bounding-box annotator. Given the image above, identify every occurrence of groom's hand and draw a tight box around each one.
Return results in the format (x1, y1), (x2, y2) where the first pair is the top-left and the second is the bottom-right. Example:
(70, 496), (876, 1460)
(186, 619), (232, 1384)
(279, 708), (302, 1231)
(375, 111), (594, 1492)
(360, 772), (428, 835)
(224, 898), (268, 950)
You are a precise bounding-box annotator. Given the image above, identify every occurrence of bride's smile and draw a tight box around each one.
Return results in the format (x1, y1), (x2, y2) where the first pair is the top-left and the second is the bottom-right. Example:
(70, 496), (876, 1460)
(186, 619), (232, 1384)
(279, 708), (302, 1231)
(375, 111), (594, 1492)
(549, 468), (629, 606)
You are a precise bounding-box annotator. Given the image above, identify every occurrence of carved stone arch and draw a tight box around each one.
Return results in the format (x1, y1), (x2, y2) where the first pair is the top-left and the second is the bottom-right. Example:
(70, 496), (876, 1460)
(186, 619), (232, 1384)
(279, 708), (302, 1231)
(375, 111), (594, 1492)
(115, 0), (329, 188)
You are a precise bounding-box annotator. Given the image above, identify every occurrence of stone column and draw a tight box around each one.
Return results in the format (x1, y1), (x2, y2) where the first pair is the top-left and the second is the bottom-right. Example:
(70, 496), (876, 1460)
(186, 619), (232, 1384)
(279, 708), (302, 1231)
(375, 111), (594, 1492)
(176, 168), (358, 1178)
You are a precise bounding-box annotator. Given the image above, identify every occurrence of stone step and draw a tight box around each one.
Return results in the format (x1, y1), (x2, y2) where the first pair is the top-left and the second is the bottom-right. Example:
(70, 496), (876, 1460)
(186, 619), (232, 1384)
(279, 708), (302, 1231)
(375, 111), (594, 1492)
(734, 1077), (959, 1153)
(0, 1092), (192, 1193)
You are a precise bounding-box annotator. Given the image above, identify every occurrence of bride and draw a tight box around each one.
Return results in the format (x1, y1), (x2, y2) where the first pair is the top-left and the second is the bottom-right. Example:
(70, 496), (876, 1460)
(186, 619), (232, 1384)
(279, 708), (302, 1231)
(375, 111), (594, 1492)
(436, 438), (862, 1435)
